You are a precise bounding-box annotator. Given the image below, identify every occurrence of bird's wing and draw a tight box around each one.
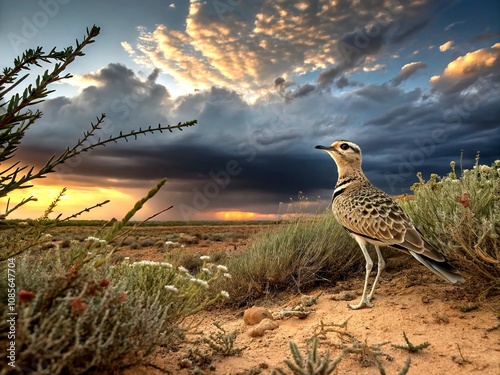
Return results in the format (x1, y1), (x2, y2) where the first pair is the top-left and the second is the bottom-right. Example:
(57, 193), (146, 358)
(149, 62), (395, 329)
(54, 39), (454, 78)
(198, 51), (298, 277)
(337, 188), (445, 262)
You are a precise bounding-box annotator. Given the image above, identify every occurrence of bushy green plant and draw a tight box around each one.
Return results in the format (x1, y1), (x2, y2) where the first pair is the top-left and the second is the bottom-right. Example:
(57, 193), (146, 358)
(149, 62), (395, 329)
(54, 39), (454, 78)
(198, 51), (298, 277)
(111, 255), (231, 322)
(224, 208), (362, 304)
(201, 322), (245, 357)
(406, 156), (500, 296)
(1, 244), (174, 374)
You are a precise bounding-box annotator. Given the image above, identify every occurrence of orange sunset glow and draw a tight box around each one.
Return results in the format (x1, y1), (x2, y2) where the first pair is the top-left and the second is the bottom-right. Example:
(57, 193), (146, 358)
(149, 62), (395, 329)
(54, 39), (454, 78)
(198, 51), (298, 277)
(4, 183), (136, 220)
(213, 211), (276, 221)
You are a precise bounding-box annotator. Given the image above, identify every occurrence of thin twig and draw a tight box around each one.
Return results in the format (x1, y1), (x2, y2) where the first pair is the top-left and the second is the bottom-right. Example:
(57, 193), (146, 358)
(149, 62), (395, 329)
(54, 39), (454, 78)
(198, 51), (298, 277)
(59, 200), (111, 222)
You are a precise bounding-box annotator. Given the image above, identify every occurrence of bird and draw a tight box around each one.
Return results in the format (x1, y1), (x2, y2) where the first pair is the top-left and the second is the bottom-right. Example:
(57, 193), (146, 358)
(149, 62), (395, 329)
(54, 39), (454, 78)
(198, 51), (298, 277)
(315, 140), (464, 309)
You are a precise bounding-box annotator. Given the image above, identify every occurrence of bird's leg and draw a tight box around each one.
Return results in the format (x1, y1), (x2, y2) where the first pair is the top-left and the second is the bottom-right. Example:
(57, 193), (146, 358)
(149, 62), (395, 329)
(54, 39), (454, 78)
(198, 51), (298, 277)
(349, 239), (373, 310)
(367, 245), (385, 303)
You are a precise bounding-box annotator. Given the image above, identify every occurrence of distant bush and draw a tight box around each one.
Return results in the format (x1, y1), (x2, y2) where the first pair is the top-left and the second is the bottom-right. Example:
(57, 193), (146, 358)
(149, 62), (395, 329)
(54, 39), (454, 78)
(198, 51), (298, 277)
(406, 156), (500, 298)
(60, 238), (72, 248)
(178, 232), (200, 244)
(165, 248), (203, 273)
(139, 237), (156, 247)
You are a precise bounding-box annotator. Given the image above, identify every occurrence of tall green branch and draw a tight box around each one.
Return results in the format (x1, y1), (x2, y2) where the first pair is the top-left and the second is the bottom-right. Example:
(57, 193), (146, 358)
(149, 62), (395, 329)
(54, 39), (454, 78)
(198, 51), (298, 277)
(0, 25), (197, 219)
(0, 26), (101, 129)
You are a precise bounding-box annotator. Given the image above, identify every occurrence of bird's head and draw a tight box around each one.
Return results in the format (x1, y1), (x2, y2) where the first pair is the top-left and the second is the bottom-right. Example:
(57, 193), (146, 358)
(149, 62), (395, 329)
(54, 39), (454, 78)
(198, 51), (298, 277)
(315, 140), (362, 173)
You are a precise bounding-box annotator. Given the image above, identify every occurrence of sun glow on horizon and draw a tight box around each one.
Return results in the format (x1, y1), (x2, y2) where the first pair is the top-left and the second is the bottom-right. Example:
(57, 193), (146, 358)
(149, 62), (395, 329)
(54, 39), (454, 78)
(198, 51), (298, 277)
(213, 210), (277, 221)
(3, 184), (135, 220)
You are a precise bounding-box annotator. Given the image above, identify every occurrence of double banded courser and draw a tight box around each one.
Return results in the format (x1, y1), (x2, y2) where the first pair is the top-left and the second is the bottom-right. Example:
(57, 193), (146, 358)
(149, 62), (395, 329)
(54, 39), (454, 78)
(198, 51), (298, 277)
(315, 140), (464, 309)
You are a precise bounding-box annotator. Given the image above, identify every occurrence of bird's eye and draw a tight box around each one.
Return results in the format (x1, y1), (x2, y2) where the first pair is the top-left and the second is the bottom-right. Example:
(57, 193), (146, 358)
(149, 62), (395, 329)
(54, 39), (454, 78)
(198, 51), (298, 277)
(340, 143), (350, 151)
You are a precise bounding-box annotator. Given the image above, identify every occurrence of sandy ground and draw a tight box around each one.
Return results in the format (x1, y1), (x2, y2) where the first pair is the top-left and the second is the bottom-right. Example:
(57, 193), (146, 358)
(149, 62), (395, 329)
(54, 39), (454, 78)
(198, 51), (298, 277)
(127, 260), (500, 375)
(51, 225), (499, 375)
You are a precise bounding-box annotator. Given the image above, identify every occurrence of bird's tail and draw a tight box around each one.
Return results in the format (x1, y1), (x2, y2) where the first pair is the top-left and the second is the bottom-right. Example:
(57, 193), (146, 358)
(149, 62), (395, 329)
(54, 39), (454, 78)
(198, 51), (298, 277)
(409, 251), (465, 283)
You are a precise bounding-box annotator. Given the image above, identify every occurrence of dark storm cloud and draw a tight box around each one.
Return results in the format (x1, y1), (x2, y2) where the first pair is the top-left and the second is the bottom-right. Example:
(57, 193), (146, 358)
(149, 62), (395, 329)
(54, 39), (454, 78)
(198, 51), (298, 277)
(335, 76), (363, 89)
(353, 84), (408, 103)
(317, 66), (344, 88)
(19, 47), (500, 218)
(274, 77), (286, 87)
(316, 1), (437, 89)
(24, 63), (173, 147)
(390, 18), (432, 44)
(291, 84), (316, 99)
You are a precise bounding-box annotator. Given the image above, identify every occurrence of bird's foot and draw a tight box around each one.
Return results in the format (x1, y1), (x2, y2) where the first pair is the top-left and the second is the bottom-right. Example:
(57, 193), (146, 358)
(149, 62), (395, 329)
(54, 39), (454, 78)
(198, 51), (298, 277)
(348, 299), (373, 310)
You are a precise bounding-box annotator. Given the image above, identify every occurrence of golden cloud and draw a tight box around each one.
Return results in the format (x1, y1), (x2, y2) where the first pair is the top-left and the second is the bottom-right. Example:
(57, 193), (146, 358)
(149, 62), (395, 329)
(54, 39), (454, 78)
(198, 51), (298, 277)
(439, 40), (453, 52)
(430, 43), (500, 92)
(123, 0), (434, 97)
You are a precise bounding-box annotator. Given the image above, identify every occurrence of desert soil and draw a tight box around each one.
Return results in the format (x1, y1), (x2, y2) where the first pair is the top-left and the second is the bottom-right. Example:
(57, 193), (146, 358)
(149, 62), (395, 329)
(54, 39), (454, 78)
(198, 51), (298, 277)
(50, 225), (500, 374)
(137, 274), (500, 375)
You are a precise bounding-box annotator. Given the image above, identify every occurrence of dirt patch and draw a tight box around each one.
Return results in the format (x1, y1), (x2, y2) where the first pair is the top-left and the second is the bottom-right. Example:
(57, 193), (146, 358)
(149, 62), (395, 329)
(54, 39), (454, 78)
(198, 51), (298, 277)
(128, 266), (500, 375)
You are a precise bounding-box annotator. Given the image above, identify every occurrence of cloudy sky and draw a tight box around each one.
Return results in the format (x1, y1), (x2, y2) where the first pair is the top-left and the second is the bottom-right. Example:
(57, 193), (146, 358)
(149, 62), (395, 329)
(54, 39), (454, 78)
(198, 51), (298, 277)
(1, 0), (499, 221)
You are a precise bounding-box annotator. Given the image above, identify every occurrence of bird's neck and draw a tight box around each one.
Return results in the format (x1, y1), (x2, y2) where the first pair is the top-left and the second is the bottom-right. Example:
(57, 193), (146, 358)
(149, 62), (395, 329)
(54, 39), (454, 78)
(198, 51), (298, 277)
(335, 165), (367, 187)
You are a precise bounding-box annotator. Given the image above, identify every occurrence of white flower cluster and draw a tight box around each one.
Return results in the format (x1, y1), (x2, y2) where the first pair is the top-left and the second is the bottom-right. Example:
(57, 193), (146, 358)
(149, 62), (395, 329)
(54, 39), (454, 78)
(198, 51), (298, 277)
(159, 258), (232, 299)
(85, 236), (107, 245)
(131, 260), (173, 268)
(189, 278), (209, 289)
(216, 264), (228, 272)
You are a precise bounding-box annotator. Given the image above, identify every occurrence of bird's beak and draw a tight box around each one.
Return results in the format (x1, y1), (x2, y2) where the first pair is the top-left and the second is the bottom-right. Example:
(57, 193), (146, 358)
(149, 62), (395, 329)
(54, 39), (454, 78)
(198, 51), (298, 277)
(315, 145), (335, 151)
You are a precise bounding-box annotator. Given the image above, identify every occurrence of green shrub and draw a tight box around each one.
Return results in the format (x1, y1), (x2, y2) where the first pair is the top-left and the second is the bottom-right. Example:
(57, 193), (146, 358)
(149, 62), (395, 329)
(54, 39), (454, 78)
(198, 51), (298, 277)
(406, 157), (500, 296)
(1, 245), (174, 374)
(111, 255), (231, 321)
(60, 239), (72, 248)
(139, 237), (156, 247)
(272, 339), (343, 375)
